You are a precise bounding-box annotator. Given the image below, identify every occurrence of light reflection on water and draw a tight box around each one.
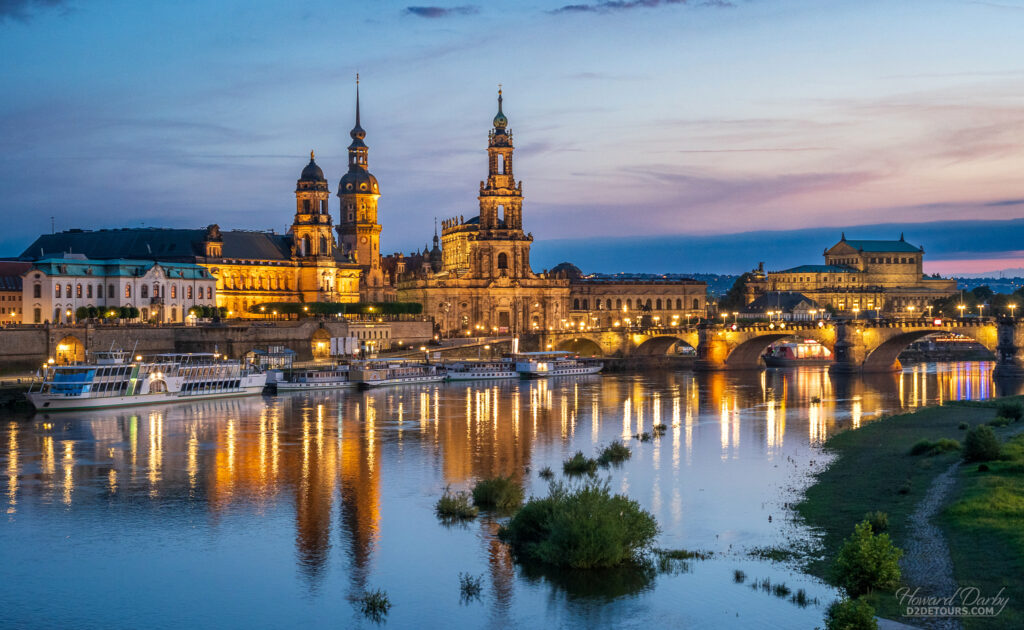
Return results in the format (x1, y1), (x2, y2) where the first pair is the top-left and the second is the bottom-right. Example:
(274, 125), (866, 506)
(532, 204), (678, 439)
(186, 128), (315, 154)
(0, 362), (1015, 629)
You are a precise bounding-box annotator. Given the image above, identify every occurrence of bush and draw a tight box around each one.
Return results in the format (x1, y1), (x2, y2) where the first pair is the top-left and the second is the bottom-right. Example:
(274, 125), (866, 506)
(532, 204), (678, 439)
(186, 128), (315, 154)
(597, 441), (631, 467)
(863, 511), (888, 534)
(833, 520), (903, 597)
(498, 480), (659, 569)
(733, 569), (746, 583)
(825, 597), (877, 630)
(996, 400), (1024, 422)
(435, 487), (478, 520)
(963, 425), (1001, 463)
(988, 417), (1011, 428)
(652, 423), (668, 437)
(909, 439), (933, 456)
(87, 306), (99, 319)
(357, 588), (391, 621)
(472, 475), (524, 511)
(958, 422), (970, 430)
(930, 438), (961, 454)
(458, 572), (483, 602)
(538, 466), (554, 480)
(74, 306), (88, 321)
(562, 451), (598, 476)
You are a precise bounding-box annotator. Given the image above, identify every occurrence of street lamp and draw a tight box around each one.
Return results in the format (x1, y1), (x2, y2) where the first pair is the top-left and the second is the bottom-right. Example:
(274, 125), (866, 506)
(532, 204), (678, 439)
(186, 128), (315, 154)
(926, 305), (933, 318)
(957, 304), (966, 319)
(732, 311), (739, 325)
(978, 304), (985, 318)
(907, 305), (915, 319)
(1010, 303), (1018, 319)
(852, 307), (860, 319)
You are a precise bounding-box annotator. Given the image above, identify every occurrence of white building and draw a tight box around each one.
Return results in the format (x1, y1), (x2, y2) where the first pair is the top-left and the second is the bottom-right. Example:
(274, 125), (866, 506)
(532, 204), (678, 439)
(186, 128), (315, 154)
(22, 255), (217, 324)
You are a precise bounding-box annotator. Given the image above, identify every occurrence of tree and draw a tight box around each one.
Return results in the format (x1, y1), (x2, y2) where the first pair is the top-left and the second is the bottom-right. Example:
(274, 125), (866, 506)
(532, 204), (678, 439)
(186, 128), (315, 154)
(833, 520), (903, 597)
(119, 306), (130, 319)
(127, 306), (140, 320)
(963, 425), (1001, 463)
(825, 597), (877, 630)
(75, 306), (88, 321)
(718, 273), (755, 311)
(972, 285), (995, 302)
(87, 306), (99, 319)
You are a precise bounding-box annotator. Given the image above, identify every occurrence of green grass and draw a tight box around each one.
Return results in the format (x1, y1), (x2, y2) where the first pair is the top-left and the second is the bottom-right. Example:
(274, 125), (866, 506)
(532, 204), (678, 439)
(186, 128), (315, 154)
(941, 432), (1024, 629)
(435, 487), (479, 521)
(562, 451), (598, 476)
(795, 402), (1001, 619)
(471, 475), (524, 512)
(597, 441), (632, 467)
(356, 588), (391, 621)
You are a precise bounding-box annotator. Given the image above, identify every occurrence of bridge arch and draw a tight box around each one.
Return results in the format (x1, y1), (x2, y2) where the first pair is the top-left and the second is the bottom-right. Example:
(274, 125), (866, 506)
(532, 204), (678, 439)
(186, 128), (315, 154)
(862, 328), (996, 372)
(55, 334), (85, 364)
(555, 337), (604, 357)
(634, 335), (696, 356)
(725, 333), (796, 369)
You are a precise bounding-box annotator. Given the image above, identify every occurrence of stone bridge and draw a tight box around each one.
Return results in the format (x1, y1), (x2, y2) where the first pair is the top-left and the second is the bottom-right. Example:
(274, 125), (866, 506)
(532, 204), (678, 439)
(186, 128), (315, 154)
(525, 318), (1024, 375)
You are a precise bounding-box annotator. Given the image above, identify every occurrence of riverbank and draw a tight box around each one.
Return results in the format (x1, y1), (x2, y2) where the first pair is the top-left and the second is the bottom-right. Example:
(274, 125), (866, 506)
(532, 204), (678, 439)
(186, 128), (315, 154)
(796, 398), (1023, 628)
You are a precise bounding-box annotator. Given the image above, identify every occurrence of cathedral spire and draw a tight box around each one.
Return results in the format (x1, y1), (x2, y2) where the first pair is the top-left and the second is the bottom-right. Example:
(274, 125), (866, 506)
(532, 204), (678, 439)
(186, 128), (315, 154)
(350, 74), (366, 143)
(493, 85), (508, 131)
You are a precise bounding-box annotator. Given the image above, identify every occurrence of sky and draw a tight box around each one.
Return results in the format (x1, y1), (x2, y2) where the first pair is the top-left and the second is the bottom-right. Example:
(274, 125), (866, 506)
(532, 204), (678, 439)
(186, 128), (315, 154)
(3, 0), (1024, 274)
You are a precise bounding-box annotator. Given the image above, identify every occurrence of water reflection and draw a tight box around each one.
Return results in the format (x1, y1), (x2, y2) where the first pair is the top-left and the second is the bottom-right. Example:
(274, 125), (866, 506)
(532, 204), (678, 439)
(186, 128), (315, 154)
(1, 362), (1018, 628)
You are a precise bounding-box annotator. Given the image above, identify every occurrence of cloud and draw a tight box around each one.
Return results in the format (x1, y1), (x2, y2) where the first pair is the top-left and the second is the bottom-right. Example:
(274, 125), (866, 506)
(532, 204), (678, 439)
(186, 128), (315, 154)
(404, 5), (479, 18)
(0, 0), (68, 22)
(550, 0), (733, 14)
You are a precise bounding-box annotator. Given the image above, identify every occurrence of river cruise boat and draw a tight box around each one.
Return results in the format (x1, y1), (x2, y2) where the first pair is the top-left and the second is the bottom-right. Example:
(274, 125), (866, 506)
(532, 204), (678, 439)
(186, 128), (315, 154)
(513, 352), (603, 378)
(348, 360), (446, 389)
(273, 365), (355, 391)
(27, 351), (266, 412)
(763, 340), (833, 367)
(444, 360), (518, 381)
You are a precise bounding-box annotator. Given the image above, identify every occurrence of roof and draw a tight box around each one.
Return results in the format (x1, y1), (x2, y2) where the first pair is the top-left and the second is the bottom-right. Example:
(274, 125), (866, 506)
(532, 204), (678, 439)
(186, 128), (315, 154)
(19, 227), (294, 262)
(744, 291), (821, 313)
(0, 261), (30, 291)
(837, 239), (922, 253)
(777, 265), (858, 274)
(28, 258), (214, 280)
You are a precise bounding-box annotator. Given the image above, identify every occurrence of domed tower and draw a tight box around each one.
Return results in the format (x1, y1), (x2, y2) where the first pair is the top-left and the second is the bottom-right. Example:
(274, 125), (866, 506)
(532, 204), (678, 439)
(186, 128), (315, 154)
(479, 88), (523, 231)
(429, 219), (443, 273)
(337, 76), (384, 296)
(292, 150), (334, 259)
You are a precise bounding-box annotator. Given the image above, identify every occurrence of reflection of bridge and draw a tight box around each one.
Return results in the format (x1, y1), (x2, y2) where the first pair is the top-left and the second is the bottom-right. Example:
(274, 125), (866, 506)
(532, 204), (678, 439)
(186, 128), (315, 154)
(525, 318), (1024, 375)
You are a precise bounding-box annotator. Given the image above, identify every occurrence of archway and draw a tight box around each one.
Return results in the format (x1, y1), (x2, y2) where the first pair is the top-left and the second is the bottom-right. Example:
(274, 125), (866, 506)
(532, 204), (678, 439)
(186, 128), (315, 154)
(862, 329), (994, 372)
(635, 335), (695, 356)
(312, 328), (331, 360)
(556, 337), (603, 357)
(54, 335), (85, 364)
(725, 334), (795, 369)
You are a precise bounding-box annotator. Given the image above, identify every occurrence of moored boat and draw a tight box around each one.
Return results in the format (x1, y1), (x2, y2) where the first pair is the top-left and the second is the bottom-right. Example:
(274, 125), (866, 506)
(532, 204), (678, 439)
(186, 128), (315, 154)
(28, 352), (266, 412)
(349, 360), (445, 388)
(513, 352), (603, 378)
(274, 365), (355, 391)
(444, 360), (518, 381)
(762, 340), (832, 367)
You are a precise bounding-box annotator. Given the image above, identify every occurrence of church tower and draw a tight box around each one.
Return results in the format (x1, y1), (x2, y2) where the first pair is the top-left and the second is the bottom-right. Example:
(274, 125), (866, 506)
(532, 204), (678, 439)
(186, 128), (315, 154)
(479, 88), (523, 231)
(336, 77), (385, 299)
(292, 151), (333, 259)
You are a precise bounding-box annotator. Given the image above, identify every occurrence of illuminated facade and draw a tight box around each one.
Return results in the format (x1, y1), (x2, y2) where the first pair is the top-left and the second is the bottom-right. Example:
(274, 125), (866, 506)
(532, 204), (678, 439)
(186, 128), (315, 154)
(747, 235), (958, 315)
(0, 261), (29, 325)
(396, 91), (570, 334)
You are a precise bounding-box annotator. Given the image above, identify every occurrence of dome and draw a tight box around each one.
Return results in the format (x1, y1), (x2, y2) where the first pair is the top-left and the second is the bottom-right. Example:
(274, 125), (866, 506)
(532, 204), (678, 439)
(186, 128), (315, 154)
(493, 89), (508, 130)
(299, 151), (325, 182)
(551, 262), (583, 279)
(339, 168), (380, 195)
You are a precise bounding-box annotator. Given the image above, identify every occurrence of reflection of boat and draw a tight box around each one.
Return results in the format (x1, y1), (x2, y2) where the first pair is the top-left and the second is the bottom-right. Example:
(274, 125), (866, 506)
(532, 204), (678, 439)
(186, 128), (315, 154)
(444, 360), (518, 381)
(513, 352), (603, 378)
(274, 365), (355, 391)
(763, 340), (832, 367)
(349, 360), (446, 388)
(28, 351), (267, 411)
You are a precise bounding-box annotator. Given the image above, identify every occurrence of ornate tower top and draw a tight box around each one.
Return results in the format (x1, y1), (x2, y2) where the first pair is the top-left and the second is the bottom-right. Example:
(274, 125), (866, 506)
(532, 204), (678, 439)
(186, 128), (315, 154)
(339, 75), (378, 196)
(493, 86), (508, 131)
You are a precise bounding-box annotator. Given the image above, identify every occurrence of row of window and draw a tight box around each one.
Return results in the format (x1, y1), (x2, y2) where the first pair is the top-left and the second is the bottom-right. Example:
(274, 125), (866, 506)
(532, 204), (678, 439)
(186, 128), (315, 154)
(573, 297), (702, 311)
(37, 283), (213, 300)
(300, 199), (329, 214)
(41, 305), (183, 324)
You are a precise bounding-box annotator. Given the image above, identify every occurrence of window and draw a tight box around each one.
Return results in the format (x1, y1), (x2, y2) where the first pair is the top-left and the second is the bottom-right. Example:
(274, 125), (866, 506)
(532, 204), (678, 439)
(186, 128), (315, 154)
(320, 236), (328, 255)
(76, 284), (82, 298)
(573, 299), (580, 310)
(125, 285), (132, 298)
(34, 308), (41, 323)
(497, 252), (508, 270)
(656, 299), (663, 310)
(142, 285), (149, 299)
(302, 235), (311, 256)
(55, 284), (61, 298)
(67, 284), (72, 298)
(676, 298), (682, 310)
(170, 285), (177, 299)
(186, 286), (193, 299)
(693, 298), (700, 310)
(321, 199), (328, 213)
(303, 199), (310, 212)
(98, 284), (104, 298)
(207, 286), (212, 299)
(108, 284), (115, 298)
(87, 285), (93, 298)
(627, 299), (632, 309)
(606, 299), (612, 309)
(616, 299), (622, 309)
(582, 299), (589, 310)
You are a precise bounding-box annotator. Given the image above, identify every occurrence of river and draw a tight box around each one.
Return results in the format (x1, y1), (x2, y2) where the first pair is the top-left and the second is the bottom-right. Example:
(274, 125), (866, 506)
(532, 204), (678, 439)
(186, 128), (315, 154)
(0, 362), (1013, 629)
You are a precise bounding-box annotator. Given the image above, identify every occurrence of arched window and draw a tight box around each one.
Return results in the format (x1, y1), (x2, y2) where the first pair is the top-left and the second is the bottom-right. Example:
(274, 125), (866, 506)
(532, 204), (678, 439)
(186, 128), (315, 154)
(141, 285), (149, 299)
(66, 284), (72, 298)
(108, 284), (114, 298)
(302, 199), (310, 212)
(626, 299), (632, 309)
(573, 299), (580, 310)
(33, 307), (41, 323)
(97, 284), (104, 299)
(170, 285), (176, 299)
(55, 284), (61, 298)
(186, 286), (193, 299)
(497, 252), (508, 269)
(675, 298), (682, 310)
(606, 299), (612, 309)
(582, 299), (589, 310)
(87, 285), (92, 298)
(656, 299), (662, 310)
(320, 199), (328, 213)
(206, 286), (212, 299)
(616, 299), (622, 310)
(320, 236), (328, 255)
(693, 298), (700, 310)
(302, 235), (311, 256)
(646, 299), (653, 309)
(125, 285), (132, 298)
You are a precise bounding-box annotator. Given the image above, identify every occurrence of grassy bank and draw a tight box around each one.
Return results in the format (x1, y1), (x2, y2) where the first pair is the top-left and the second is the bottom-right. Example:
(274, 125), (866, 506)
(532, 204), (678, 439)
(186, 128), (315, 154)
(795, 399), (1022, 624)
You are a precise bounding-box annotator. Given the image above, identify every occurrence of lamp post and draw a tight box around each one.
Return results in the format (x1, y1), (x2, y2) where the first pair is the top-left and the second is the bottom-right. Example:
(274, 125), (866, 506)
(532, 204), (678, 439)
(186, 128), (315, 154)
(907, 305), (915, 320)
(1010, 303), (1018, 319)
(732, 311), (739, 325)
(926, 305), (933, 318)
(958, 304), (966, 319)
(978, 304), (985, 318)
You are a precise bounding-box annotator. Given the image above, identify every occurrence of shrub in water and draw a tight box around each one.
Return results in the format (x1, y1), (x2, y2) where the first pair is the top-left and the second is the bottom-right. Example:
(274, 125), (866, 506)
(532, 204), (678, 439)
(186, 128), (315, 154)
(958, 422), (970, 430)
(472, 475), (524, 511)
(791, 588), (810, 607)
(863, 511), (889, 534)
(733, 569), (746, 583)
(498, 480), (659, 569)
(909, 439), (934, 456)
(963, 425), (1001, 463)
(996, 400), (1024, 422)
(833, 520), (903, 597)
(825, 597), (877, 630)
(435, 487), (479, 520)
(458, 572), (484, 602)
(652, 423), (668, 436)
(562, 451), (598, 476)
(357, 588), (391, 621)
(597, 441), (632, 467)
(538, 466), (554, 480)
(772, 582), (791, 598)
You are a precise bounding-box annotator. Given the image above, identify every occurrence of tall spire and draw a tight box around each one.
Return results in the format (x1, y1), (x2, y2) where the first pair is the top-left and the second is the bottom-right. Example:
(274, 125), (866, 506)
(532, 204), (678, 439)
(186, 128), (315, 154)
(350, 73), (366, 142)
(493, 84), (508, 131)
(355, 73), (361, 128)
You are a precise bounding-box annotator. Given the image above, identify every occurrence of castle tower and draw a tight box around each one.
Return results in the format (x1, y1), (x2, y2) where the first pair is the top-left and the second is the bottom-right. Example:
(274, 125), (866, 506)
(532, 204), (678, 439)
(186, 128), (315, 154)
(479, 88), (523, 231)
(292, 151), (333, 259)
(337, 76), (385, 298)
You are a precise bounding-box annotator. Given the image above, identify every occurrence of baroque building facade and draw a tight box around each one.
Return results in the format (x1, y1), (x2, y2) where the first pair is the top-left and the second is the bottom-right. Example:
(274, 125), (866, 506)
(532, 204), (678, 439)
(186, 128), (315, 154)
(396, 92), (571, 334)
(745, 235), (958, 315)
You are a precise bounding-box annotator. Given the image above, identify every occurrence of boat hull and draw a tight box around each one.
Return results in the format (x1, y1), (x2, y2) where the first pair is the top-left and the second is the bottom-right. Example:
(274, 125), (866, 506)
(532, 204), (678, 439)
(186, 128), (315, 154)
(763, 357), (831, 367)
(357, 375), (446, 389)
(28, 383), (267, 412)
(446, 371), (518, 381)
(276, 380), (356, 391)
(519, 366), (603, 378)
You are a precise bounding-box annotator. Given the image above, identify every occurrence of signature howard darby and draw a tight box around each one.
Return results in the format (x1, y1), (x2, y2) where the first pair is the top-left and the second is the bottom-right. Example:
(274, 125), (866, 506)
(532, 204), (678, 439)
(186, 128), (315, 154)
(897, 587), (1009, 617)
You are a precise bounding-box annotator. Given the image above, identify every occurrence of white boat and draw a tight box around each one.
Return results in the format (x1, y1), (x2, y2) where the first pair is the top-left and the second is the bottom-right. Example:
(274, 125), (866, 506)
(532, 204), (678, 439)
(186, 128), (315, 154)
(513, 352), (603, 378)
(444, 360), (518, 381)
(28, 351), (267, 412)
(274, 365), (355, 391)
(349, 360), (446, 388)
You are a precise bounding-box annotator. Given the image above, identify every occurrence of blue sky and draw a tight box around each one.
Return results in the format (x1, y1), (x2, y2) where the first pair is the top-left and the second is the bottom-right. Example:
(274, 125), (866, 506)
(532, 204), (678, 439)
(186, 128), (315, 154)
(3, 0), (1024, 273)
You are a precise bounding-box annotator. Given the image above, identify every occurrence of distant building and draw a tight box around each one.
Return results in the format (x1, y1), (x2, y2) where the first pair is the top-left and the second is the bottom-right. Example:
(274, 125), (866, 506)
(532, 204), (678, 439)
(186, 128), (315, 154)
(746, 235), (957, 315)
(741, 291), (824, 321)
(0, 261), (31, 325)
(21, 256), (216, 324)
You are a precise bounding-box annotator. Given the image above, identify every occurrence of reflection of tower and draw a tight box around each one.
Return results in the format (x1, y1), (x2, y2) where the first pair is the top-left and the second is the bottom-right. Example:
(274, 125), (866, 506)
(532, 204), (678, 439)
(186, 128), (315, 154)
(336, 76), (385, 301)
(337, 395), (382, 594)
(293, 401), (338, 586)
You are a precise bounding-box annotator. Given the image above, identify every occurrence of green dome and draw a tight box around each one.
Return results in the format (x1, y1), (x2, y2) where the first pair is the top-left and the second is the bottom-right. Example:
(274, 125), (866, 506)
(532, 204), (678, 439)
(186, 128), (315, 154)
(493, 89), (507, 129)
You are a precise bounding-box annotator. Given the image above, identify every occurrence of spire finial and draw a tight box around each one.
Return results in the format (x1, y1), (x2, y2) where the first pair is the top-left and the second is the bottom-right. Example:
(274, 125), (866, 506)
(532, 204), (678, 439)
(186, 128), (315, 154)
(498, 83), (503, 113)
(841, 231), (846, 241)
(355, 73), (361, 128)
(310, 150), (315, 160)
